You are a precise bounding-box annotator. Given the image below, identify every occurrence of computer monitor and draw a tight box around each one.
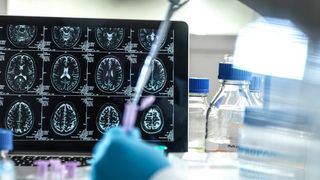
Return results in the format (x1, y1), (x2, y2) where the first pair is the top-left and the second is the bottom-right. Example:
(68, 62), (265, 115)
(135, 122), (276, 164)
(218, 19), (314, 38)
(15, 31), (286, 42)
(0, 16), (188, 152)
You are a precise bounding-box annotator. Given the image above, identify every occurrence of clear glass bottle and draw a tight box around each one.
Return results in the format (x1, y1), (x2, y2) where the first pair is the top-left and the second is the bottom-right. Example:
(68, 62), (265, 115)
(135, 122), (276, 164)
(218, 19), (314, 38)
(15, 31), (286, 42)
(248, 76), (263, 107)
(188, 77), (209, 152)
(205, 62), (252, 152)
(238, 108), (308, 180)
(0, 129), (15, 180)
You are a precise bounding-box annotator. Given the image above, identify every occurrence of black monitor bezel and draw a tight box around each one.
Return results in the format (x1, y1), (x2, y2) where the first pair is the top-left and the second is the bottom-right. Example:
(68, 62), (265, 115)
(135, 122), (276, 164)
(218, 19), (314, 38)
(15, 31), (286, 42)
(0, 15), (188, 153)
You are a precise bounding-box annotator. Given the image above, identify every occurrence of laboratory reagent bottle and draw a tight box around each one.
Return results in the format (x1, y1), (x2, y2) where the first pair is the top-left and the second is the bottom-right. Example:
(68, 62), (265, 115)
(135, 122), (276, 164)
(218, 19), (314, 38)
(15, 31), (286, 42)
(248, 75), (263, 107)
(0, 128), (15, 180)
(188, 77), (209, 152)
(238, 108), (308, 180)
(205, 62), (252, 152)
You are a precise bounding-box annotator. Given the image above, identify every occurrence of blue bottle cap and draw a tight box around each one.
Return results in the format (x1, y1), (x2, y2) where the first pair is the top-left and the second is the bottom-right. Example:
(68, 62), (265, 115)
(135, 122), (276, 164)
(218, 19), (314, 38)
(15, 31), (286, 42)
(250, 76), (262, 91)
(189, 77), (209, 93)
(0, 129), (13, 151)
(218, 63), (252, 81)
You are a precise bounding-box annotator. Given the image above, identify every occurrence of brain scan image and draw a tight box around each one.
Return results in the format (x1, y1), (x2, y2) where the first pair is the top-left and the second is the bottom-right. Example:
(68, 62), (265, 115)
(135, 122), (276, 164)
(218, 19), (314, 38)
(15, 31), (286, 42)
(144, 58), (167, 93)
(96, 27), (124, 50)
(5, 101), (34, 137)
(51, 55), (80, 93)
(7, 25), (37, 47)
(96, 103), (120, 133)
(141, 105), (164, 134)
(138, 28), (165, 50)
(6, 53), (36, 92)
(51, 102), (78, 136)
(95, 56), (124, 93)
(52, 26), (81, 48)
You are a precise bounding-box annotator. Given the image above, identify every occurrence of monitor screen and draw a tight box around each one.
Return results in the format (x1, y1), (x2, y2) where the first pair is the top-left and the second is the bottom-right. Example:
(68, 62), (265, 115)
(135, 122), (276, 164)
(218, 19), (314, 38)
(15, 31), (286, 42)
(0, 16), (188, 152)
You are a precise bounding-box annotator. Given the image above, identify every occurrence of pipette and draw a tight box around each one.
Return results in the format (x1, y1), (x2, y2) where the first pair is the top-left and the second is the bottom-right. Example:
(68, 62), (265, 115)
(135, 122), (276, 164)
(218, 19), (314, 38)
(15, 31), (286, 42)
(122, 0), (189, 132)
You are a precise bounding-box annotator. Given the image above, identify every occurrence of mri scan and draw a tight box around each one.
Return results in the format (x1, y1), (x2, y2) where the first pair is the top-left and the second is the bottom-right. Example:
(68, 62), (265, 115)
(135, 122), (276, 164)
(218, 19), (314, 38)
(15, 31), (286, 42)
(96, 103), (120, 133)
(144, 58), (167, 93)
(141, 105), (164, 134)
(6, 53), (36, 92)
(51, 55), (80, 93)
(96, 27), (124, 50)
(95, 56), (124, 93)
(5, 101), (34, 137)
(51, 102), (78, 136)
(138, 28), (165, 50)
(52, 26), (81, 48)
(0, 16), (183, 149)
(7, 25), (37, 47)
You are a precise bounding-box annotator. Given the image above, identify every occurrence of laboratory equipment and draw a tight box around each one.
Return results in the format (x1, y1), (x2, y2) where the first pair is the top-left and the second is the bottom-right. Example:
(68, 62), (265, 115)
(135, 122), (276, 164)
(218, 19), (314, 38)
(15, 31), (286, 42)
(49, 159), (62, 180)
(188, 77), (209, 151)
(238, 108), (308, 180)
(122, 0), (188, 137)
(0, 14), (189, 165)
(33, 160), (80, 180)
(0, 128), (15, 180)
(205, 60), (252, 152)
(248, 76), (263, 107)
(236, 1), (320, 178)
(65, 161), (79, 179)
(35, 160), (49, 180)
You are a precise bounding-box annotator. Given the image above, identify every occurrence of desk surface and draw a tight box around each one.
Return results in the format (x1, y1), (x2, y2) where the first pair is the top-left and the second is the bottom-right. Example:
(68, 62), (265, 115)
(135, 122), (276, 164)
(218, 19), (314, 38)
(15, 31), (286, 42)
(16, 152), (239, 180)
(168, 152), (239, 180)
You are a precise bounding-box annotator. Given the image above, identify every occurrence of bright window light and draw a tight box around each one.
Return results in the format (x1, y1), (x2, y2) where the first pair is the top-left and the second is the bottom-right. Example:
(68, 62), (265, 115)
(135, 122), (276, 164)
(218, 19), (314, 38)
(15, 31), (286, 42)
(233, 17), (308, 80)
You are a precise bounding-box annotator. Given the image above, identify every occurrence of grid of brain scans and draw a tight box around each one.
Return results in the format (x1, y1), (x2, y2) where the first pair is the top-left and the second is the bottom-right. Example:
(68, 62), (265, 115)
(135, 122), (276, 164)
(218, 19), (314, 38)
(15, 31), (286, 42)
(0, 17), (183, 145)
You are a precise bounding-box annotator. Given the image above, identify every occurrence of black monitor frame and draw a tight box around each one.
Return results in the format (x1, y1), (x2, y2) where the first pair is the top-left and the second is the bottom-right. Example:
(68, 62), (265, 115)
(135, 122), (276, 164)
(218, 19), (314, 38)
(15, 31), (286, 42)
(0, 15), (188, 152)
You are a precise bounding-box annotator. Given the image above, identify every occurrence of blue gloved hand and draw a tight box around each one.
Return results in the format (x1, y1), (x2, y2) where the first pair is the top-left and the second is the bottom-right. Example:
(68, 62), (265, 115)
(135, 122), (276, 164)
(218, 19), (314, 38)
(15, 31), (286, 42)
(91, 127), (170, 180)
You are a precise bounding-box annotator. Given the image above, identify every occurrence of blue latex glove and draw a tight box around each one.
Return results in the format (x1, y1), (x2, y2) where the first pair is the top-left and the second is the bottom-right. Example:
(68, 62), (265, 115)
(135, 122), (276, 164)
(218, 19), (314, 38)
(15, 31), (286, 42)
(91, 127), (170, 180)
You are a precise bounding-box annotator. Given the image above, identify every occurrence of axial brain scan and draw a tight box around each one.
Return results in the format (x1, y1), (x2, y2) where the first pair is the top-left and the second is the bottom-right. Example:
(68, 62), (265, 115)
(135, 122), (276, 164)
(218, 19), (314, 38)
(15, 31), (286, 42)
(7, 24), (37, 47)
(96, 103), (120, 133)
(96, 27), (124, 50)
(0, 16), (187, 151)
(51, 102), (78, 136)
(6, 53), (36, 92)
(144, 58), (167, 93)
(52, 26), (81, 48)
(141, 105), (164, 134)
(5, 101), (34, 136)
(138, 28), (165, 50)
(95, 56), (124, 93)
(51, 55), (80, 93)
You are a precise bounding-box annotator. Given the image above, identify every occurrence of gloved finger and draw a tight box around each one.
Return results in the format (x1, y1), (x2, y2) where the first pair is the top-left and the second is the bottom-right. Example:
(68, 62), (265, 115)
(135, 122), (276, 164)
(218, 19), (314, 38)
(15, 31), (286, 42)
(92, 127), (124, 155)
(127, 128), (141, 140)
(107, 127), (126, 139)
(91, 127), (126, 164)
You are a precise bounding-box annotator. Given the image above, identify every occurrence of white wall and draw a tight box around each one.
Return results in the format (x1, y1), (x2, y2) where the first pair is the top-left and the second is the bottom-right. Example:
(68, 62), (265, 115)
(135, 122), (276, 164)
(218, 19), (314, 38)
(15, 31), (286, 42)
(6, 0), (258, 35)
(190, 35), (236, 100)
(0, 0), (7, 14)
